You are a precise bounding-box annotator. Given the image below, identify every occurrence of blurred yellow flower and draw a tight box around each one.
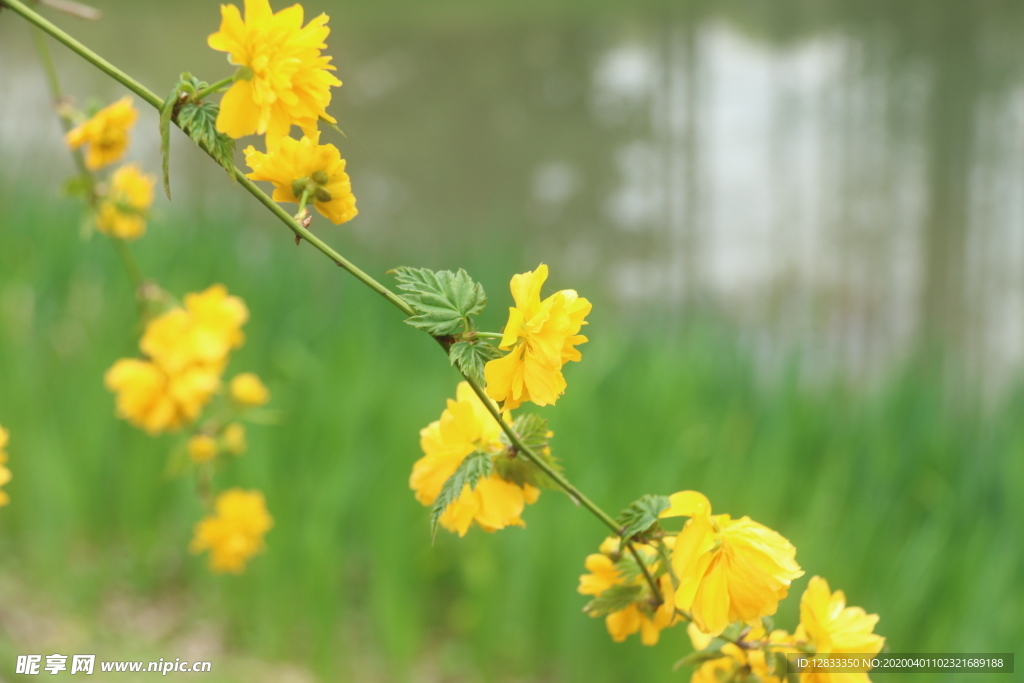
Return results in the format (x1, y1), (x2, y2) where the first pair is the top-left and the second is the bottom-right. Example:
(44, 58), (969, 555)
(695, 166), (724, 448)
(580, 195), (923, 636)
(94, 164), (155, 240)
(661, 490), (803, 636)
(65, 95), (138, 170)
(410, 381), (539, 536)
(191, 488), (273, 574)
(207, 0), (341, 146)
(105, 359), (220, 435)
(688, 643), (790, 683)
(244, 133), (357, 224)
(187, 434), (219, 463)
(230, 373), (270, 407)
(106, 285), (249, 434)
(222, 422), (247, 455)
(141, 285), (248, 374)
(485, 264), (591, 410)
(795, 576), (885, 683)
(578, 536), (679, 645)
(0, 425), (11, 507)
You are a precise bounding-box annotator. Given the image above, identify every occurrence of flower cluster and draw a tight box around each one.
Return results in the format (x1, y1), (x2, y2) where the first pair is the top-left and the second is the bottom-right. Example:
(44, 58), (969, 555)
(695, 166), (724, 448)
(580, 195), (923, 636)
(190, 488), (273, 573)
(410, 382), (540, 536)
(575, 491), (884, 682)
(207, 0), (357, 227)
(407, 264), (589, 535)
(63, 96), (157, 240)
(578, 537), (679, 645)
(0, 425), (11, 507)
(105, 285), (249, 434)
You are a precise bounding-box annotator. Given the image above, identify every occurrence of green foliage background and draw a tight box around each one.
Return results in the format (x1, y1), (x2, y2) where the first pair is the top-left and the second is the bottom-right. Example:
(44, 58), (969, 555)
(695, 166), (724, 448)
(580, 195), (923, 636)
(0, 184), (1020, 681)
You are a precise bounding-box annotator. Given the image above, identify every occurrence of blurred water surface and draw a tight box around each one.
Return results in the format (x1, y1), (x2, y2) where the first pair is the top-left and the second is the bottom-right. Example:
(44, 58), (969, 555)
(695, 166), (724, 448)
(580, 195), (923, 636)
(3, 0), (1024, 379)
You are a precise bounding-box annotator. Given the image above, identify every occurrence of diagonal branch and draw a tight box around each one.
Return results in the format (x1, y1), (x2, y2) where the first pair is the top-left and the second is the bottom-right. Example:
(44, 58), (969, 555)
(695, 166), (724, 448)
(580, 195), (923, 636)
(3, 0), (665, 606)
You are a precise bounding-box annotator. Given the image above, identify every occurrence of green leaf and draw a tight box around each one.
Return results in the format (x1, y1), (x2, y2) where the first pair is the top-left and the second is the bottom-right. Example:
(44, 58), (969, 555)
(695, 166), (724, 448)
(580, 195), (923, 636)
(672, 648), (727, 671)
(582, 583), (643, 617)
(391, 267), (487, 336)
(448, 340), (502, 384)
(430, 451), (492, 540)
(616, 494), (671, 542)
(767, 651), (789, 678)
(495, 413), (563, 490)
(176, 100), (236, 176)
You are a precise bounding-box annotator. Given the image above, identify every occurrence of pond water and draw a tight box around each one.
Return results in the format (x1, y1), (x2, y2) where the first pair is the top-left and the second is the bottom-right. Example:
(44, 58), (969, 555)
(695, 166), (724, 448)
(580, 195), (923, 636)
(2, 0), (1024, 380)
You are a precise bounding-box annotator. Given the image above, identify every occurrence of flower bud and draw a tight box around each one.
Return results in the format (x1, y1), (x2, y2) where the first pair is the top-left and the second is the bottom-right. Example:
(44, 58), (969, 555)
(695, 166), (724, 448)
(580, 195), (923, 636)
(234, 65), (255, 82)
(313, 187), (333, 203)
(188, 434), (218, 464)
(291, 177), (310, 197)
(310, 170), (330, 185)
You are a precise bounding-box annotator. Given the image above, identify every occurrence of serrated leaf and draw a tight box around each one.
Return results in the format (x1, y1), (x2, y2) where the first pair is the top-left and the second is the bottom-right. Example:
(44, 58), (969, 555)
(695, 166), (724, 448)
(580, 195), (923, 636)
(176, 101), (236, 175)
(616, 494), (671, 542)
(430, 451), (492, 540)
(449, 340), (502, 384)
(392, 267), (487, 336)
(672, 648), (728, 671)
(495, 413), (563, 490)
(582, 583), (643, 617)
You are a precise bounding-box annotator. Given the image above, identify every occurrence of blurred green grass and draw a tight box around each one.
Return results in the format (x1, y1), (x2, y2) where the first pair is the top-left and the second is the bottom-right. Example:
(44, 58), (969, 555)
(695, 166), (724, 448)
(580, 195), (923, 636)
(0, 179), (1020, 682)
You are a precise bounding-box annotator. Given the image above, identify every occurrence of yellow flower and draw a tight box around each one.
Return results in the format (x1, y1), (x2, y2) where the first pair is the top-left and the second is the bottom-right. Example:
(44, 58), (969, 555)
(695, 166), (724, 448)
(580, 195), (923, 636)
(484, 264), (591, 410)
(794, 576), (885, 683)
(661, 490), (803, 636)
(409, 382), (540, 536)
(0, 425), (11, 507)
(65, 96), (138, 170)
(689, 623), (794, 683)
(578, 537), (680, 645)
(106, 285), (249, 434)
(191, 488), (273, 574)
(244, 133), (357, 224)
(230, 372), (271, 407)
(207, 0), (342, 146)
(105, 359), (220, 435)
(188, 434), (219, 463)
(94, 164), (155, 240)
(141, 285), (249, 374)
(222, 422), (247, 455)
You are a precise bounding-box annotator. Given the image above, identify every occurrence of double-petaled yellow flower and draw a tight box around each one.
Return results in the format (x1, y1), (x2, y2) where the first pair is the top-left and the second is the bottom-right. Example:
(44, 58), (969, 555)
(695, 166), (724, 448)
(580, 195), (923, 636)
(65, 96), (138, 170)
(578, 537), (680, 645)
(661, 490), (803, 636)
(208, 0), (341, 146)
(94, 164), (155, 240)
(105, 285), (249, 434)
(0, 425), (11, 507)
(244, 133), (356, 224)
(410, 382), (540, 536)
(795, 576), (885, 683)
(222, 422), (247, 455)
(485, 264), (591, 410)
(191, 488), (273, 573)
(187, 434), (219, 463)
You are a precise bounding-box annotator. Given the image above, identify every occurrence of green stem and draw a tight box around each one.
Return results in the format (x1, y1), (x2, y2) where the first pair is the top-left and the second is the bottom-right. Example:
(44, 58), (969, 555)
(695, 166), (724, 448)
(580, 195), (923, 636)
(473, 332), (505, 340)
(30, 21), (145, 302)
(111, 237), (144, 291)
(31, 27), (92, 188)
(5, 0), (162, 109)
(7, 0), (664, 605)
(194, 75), (234, 101)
